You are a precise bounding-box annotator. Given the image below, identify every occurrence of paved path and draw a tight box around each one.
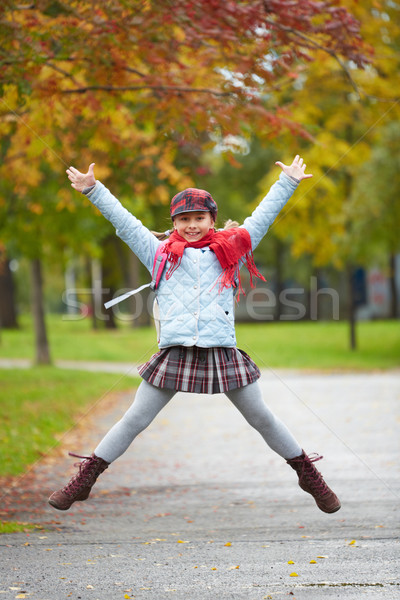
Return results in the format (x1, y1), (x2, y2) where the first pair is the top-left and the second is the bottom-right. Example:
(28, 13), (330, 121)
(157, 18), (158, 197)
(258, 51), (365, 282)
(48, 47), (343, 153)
(1, 369), (399, 599)
(0, 358), (140, 376)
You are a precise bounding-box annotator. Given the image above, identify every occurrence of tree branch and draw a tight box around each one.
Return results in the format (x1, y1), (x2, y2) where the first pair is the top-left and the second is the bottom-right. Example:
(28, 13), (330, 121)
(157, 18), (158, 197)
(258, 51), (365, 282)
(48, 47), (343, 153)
(45, 61), (81, 86)
(263, 15), (365, 98)
(62, 84), (234, 97)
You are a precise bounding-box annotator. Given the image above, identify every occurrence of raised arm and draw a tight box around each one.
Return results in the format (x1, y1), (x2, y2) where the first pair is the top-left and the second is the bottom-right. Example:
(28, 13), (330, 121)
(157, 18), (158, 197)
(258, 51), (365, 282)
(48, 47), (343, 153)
(67, 163), (159, 273)
(242, 155), (312, 251)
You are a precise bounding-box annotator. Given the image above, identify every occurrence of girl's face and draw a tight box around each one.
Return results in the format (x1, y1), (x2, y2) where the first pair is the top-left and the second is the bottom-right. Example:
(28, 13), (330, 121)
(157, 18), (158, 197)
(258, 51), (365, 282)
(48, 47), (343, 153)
(173, 211), (214, 242)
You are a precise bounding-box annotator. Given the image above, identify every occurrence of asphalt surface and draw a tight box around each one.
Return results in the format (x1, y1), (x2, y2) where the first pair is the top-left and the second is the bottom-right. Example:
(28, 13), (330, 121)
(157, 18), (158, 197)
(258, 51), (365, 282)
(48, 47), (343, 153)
(1, 369), (399, 599)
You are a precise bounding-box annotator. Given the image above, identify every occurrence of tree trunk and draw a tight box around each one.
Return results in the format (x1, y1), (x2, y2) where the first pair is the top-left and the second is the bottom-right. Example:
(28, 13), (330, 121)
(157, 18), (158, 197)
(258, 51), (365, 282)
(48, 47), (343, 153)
(100, 237), (117, 329)
(0, 252), (18, 329)
(389, 253), (398, 318)
(127, 251), (151, 327)
(89, 257), (101, 330)
(274, 238), (284, 321)
(347, 264), (357, 351)
(30, 258), (51, 365)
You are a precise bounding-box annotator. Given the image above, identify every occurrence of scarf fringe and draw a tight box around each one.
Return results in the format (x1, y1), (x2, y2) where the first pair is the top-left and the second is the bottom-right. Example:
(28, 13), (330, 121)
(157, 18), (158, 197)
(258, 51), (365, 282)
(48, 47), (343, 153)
(215, 251), (266, 299)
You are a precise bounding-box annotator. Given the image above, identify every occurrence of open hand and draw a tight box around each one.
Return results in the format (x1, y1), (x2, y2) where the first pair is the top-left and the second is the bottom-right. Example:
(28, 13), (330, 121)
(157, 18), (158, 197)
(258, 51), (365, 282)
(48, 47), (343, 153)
(66, 163), (96, 192)
(275, 155), (313, 182)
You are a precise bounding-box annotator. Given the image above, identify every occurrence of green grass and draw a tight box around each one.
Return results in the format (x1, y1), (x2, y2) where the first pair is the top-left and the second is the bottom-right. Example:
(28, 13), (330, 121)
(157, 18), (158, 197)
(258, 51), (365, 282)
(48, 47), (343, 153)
(0, 367), (140, 477)
(235, 320), (400, 371)
(0, 521), (42, 535)
(0, 315), (399, 370)
(0, 314), (159, 362)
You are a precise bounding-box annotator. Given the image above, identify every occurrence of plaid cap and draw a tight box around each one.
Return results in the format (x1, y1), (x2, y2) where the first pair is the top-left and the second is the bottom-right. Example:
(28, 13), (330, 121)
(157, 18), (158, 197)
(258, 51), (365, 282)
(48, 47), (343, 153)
(170, 188), (217, 220)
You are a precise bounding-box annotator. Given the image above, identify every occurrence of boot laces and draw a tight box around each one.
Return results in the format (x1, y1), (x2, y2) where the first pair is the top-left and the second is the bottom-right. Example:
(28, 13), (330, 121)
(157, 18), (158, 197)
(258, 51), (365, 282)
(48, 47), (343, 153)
(302, 453), (331, 497)
(62, 453), (99, 497)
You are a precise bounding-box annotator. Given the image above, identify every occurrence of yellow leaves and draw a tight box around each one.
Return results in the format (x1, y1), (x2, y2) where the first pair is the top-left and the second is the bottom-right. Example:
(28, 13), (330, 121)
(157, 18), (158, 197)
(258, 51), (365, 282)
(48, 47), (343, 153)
(287, 560), (295, 565)
(348, 539), (357, 546)
(27, 202), (44, 216)
(177, 539), (189, 544)
(289, 572), (298, 577)
(309, 559), (317, 564)
(1, 84), (20, 114)
(157, 157), (182, 186)
(26, 136), (49, 160)
(173, 25), (186, 43)
(154, 185), (170, 205)
(224, 542), (232, 546)
(90, 131), (112, 153)
(157, 153), (193, 190)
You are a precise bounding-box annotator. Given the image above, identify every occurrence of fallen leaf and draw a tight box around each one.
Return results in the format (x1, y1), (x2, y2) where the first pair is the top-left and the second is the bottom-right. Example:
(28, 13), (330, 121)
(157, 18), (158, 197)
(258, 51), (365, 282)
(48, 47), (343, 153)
(287, 560), (295, 565)
(224, 542), (232, 547)
(310, 560), (317, 564)
(317, 555), (328, 559)
(177, 540), (189, 544)
(211, 567), (217, 570)
(289, 572), (298, 577)
(86, 585), (94, 589)
(349, 540), (356, 546)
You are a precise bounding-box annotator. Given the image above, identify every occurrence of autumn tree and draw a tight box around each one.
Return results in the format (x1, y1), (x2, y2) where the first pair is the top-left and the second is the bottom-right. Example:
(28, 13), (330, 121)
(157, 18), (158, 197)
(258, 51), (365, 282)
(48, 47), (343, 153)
(255, 0), (400, 347)
(0, 0), (370, 362)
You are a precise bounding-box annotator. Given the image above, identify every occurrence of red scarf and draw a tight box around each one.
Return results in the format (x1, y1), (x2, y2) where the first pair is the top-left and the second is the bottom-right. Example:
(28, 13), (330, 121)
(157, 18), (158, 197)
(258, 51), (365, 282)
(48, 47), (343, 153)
(163, 228), (266, 297)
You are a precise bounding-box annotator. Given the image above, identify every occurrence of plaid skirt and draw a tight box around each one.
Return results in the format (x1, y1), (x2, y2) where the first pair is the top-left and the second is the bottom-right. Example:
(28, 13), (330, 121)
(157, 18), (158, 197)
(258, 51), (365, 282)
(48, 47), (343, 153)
(138, 346), (260, 394)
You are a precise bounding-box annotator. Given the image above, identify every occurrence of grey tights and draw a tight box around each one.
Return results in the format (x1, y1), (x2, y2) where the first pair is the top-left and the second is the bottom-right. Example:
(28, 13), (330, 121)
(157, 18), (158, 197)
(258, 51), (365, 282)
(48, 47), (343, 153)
(94, 380), (302, 463)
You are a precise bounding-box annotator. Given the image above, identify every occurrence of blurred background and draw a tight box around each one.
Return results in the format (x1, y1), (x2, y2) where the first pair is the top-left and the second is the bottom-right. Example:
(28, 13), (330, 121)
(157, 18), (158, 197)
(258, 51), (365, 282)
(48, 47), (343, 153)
(0, 0), (399, 365)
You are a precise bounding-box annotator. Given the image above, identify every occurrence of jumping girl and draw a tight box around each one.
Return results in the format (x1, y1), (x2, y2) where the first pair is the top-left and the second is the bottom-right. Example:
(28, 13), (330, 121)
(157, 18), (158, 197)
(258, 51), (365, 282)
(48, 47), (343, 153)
(49, 156), (340, 514)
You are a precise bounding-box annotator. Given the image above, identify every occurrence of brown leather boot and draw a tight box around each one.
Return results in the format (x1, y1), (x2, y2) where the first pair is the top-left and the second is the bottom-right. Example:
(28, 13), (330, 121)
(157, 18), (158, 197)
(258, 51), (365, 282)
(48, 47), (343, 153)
(48, 453), (109, 511)
(287, 450), (341, 513)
